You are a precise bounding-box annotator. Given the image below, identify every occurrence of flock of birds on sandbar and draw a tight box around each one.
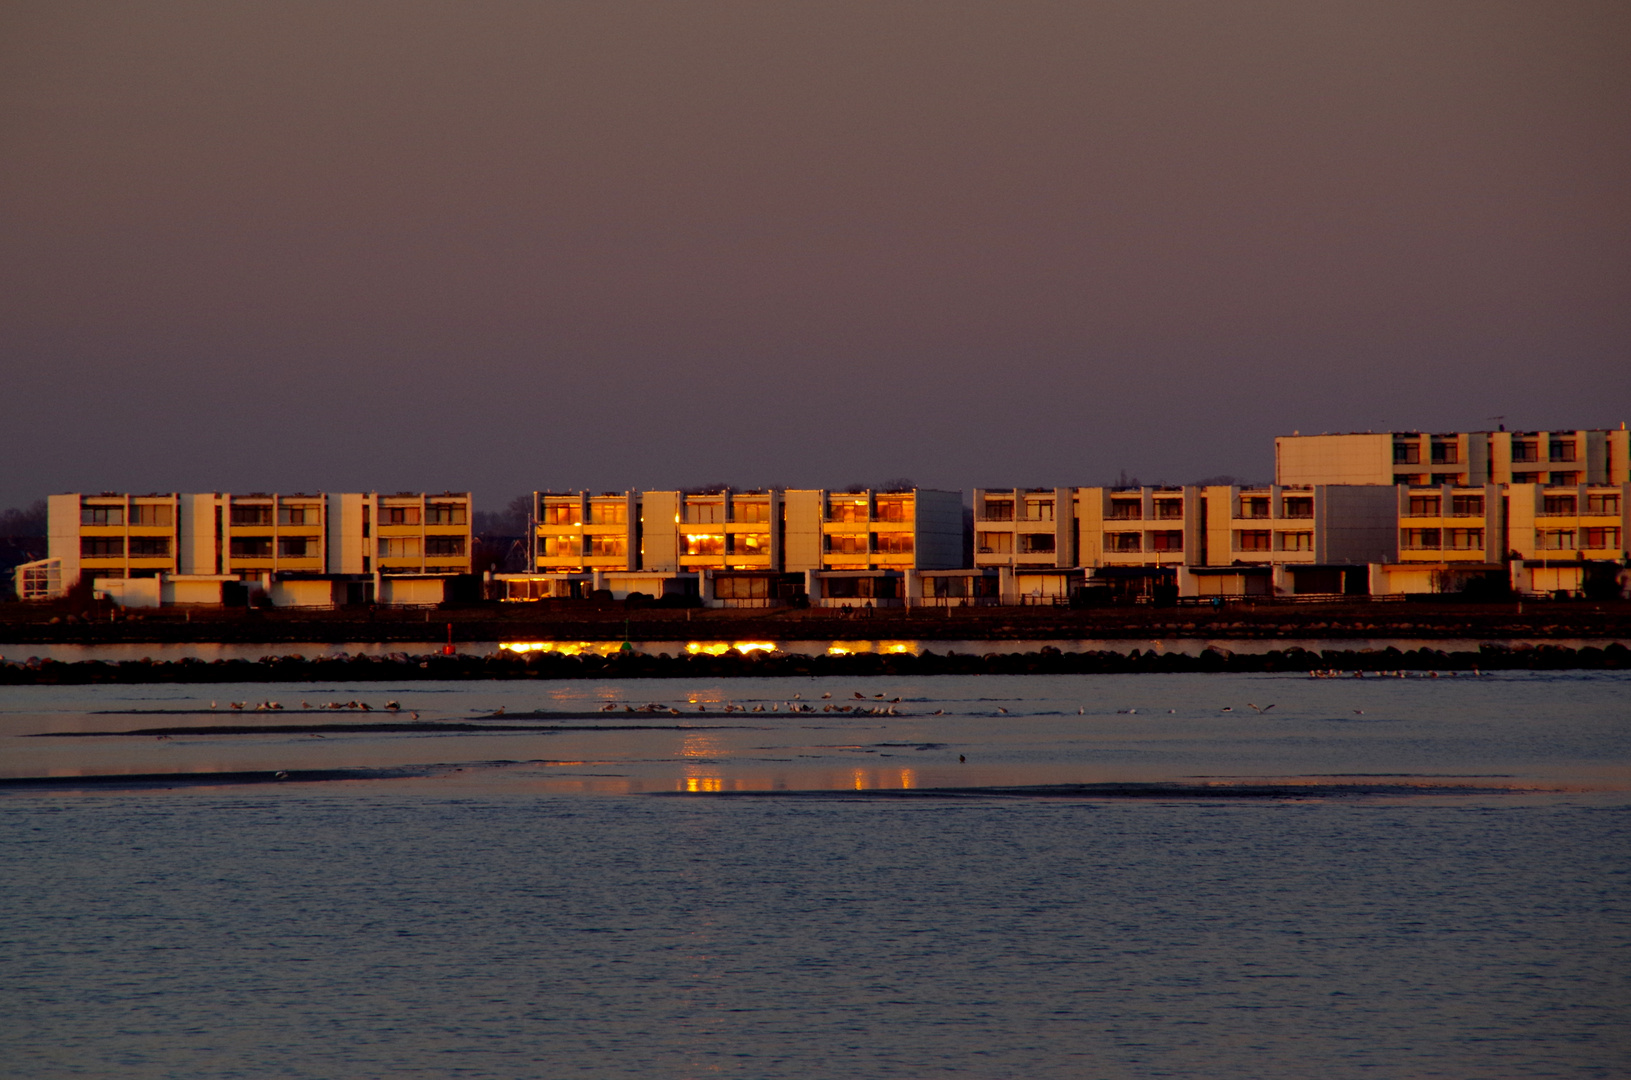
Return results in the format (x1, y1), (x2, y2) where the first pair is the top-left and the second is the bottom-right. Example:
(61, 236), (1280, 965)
(212, 699), (414, 717)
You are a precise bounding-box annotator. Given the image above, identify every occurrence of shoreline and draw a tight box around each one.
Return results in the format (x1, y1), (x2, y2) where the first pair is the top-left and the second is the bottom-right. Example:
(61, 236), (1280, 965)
(2, 641), (1626, 683)
(5, 597), (1631, 646)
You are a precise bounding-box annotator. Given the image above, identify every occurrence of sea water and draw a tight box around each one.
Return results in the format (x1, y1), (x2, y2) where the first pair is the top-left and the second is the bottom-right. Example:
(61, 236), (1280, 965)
(3, 672), (1628, 1078)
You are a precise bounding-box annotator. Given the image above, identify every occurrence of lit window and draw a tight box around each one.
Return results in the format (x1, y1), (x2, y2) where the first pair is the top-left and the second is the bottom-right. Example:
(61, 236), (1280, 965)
(132, 504), (173, 526)
(825, 534), (868, 556)
(542, 536), (580, 558)
(876, 534), (915, 555)
(684, 534), (725, 556)
(1586, 493), (1621, 515)
(378, 537), (421, 558)
(428, 503), (467, 525)
(381, 506), (421, 526)
(1535, 530), (1575, 551)
(981, 499), (1014, 522)
(1235, 530), (1272, 551)
(1276, 532), (1313, 551)
(542, 504), (578, 526)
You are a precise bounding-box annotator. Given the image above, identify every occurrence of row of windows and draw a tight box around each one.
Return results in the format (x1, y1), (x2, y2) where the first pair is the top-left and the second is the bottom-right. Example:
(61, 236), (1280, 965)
(1535, 528), (1622, 551)
(82, 537), (172, 558)
(1405, 495), (1487, 517)
(976, 532), (1057, 554)
(542, 503), (631, 526)
(825, 534), (915, 555)
(378, 537), (466, 558)
(1234, 531), (1313, 552)
(82, 505), (173, 527)
(1394, 439), (1577, 466)
(981, 499), (1057, 522)
(826, 500), (913, 523)
(1401, 529), (1485, 551)
(1104, 531), (1187, 553)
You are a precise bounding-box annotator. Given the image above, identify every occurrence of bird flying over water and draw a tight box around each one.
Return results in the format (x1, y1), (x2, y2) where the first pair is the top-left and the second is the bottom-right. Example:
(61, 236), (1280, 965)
(1247, 703), (1275, 714)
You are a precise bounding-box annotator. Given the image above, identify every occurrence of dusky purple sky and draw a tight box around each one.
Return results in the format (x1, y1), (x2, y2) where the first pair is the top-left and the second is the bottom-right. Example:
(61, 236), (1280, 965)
(2, 1), (1628, 510)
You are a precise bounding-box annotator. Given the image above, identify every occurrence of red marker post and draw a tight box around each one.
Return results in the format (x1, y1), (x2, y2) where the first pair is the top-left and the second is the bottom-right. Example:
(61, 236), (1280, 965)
(441, 622), (456, 656)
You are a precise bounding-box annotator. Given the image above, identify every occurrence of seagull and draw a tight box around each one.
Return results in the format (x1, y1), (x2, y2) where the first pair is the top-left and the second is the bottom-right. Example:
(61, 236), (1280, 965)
(410, 711), (420, 720)
(854, 692), (865, 700)
(821, 693), (832, 699)
(210, 700), (217, 710)
(933, 709), (944, 715)
(1078, 707), (1084, 715)
(1247, 703), (1275, 714)
(1220, 707), (1232, 712)
(958, 754), (966, 763)
(997, 707), (1008, 715)
(488, 706), (501, 716)
(1353, 709), (1365, 715)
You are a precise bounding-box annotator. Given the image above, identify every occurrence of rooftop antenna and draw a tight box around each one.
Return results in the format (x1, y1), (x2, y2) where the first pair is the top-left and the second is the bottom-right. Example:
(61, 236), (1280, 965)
(1486, 415), (1506, 432)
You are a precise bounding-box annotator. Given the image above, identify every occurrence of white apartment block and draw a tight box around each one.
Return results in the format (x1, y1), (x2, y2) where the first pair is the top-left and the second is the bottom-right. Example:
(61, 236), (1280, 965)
(1277, 429), (1631, 488)
(506, 488), (964, 607)
(20, 492), (472, 606)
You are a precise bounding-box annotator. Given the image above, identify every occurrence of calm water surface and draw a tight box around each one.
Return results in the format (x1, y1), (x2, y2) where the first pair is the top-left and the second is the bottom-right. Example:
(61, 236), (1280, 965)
(4, 672), (1628, 1077)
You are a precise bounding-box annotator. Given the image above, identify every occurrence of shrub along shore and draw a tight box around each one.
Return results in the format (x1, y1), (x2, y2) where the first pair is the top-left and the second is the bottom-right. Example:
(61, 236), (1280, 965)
(1, 642), (1627, 684)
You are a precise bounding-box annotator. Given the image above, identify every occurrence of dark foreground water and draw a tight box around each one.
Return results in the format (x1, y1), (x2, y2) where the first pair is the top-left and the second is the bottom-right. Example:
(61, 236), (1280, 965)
(4, 672), (1628, 1078)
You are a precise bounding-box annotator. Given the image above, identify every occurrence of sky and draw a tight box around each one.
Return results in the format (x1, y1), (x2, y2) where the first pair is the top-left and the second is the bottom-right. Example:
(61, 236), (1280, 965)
(2, 1), (1628, 510)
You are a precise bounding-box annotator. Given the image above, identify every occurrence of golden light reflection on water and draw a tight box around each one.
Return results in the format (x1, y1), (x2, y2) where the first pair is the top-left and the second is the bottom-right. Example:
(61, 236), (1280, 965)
(500, 639), (923, 657)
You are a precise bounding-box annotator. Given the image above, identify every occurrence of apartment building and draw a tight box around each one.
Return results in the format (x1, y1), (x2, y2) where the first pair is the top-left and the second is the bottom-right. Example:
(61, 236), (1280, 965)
(21, 492), (472, 606)
(1368, 484), (1507, 595)
(1277, 429), (1631, 488)
(503, 488), (964, 607)
(1506, 483), (1629, 596)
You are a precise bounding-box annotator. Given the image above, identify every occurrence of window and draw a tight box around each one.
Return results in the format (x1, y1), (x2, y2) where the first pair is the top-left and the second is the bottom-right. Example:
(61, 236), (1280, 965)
(1535, 530), (1574, 551)
(1451, 495), (1484, 517)
(1510, 441), (1538, 463)
(542, 503), (578, 526)
(825, 534), (867, 556)
(875, 534), (914, 555)
(277, 537), (309, 558)
(1512, 472), (1542, 484)
(1281, 497), (1313, 519)
(1235, 530), (1272, 551)
(378, 537), (421, 558)
(1150, 530), (1183, 552)
(826, 500), (867, 523)
(730, 533), (771, 555)
(1022, 500), (1054, 522)
(981, 499), (1014, 522)
(428, 536), (467, 558)
(734, 502), (770, 524)
(230, 537), (272, 558)
(81, 537), (125, 557)
(129, 536), (171, 557)
(1108, 499), (1142, 520)
(278, 506), (312, 526)
(1583, 528), (1621, 550)
(587, 535), (626, 558)
(1401, 529), (1441, 550)
(1154, 500), (1184, 520)
(684, 534), (725, 556)
(1240, 497), (1270, 519)
(542, 536), (580, 558)
(1276, 531), (1313, 551)
(132, 504), (172, 526)
(1393, 442), (1421, 465)
(428, 503), (467, 525)
(81, 505), (125, 526)
(714, 576), (769, 600)
(1549, 472), (1580, 486)
(1106, 532), (1143, 553)
(1549, 439), (1576, 462)
(977, 532), (1013, 555)
(1587, 493), (1621, 515)
(875, 499), (912, 522)
(588, 502), (626, 525)
(230, 506), (272, 526)
(1542, 495), (1577, 516)
(1430, 473), (1462, 487)
(1447, 529), (1484, 550)
(1018, 533), (1055, 554)
(381, 505), (421, 526)
(1430, 442), (1459, 465)
(1407, 496), (1441, 517)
